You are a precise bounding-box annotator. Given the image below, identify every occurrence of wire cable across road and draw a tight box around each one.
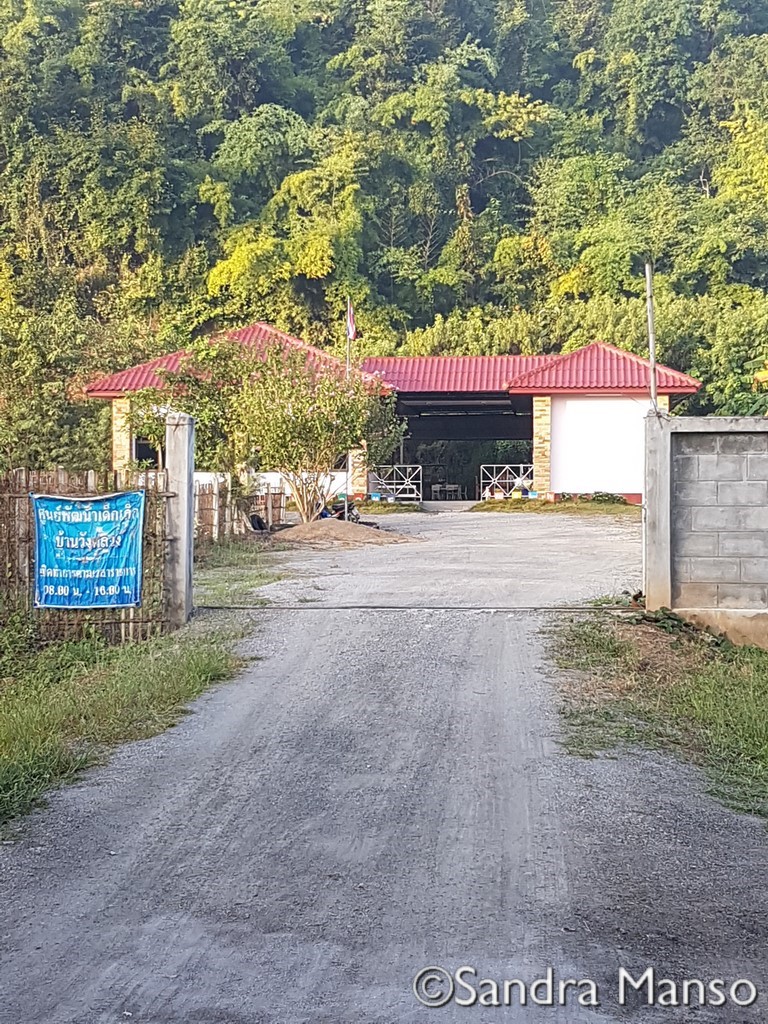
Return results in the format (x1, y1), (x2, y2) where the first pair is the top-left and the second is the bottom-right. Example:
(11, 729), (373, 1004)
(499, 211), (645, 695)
(196, 604), (636, 613)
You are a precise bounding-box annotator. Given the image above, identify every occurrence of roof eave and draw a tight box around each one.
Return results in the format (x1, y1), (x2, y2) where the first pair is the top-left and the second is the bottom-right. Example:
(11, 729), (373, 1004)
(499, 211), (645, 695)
(84, 387), (128, 400)
(507, 385), (701, 396)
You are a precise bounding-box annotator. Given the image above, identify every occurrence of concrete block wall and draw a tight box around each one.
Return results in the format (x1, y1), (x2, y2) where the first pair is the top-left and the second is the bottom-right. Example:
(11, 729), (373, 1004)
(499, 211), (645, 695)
(645, 415), (768, 647)
(671, 432), (768, 609)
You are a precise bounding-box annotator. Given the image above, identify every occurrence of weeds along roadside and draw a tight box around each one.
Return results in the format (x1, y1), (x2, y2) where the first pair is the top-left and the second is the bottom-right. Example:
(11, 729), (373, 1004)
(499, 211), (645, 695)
(0, 611), (241, 825)
(0, 537), (286, 825)
(553, 610), (768, 820)
(471, 496), (641, 517)
(194, 537), (283, 607)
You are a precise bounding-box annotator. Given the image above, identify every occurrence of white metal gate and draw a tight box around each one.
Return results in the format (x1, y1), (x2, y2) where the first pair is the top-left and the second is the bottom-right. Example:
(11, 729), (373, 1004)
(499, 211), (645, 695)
(480, 464), (534, 499)
(371, 464), (423, 501)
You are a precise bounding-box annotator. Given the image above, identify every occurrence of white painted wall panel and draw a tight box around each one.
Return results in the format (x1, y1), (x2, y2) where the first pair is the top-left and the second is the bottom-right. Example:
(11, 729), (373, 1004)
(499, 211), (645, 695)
(550, 396), (653, 495)
(252, 470), (347, 497)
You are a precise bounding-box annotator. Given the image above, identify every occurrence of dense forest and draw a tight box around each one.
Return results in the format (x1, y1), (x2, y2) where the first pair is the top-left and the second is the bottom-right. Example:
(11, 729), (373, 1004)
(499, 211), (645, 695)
(4, 0), (768, 469)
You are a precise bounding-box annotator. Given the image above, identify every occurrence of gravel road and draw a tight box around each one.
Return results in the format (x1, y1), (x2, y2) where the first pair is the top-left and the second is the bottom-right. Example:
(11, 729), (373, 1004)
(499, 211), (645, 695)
(1, 512), (766, 1023)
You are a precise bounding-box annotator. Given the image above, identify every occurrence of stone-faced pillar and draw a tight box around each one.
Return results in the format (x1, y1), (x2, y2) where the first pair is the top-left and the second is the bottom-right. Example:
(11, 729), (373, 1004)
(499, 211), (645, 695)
(532, 396), (551, 495)
(112, 397), (134, 471)
(348, 445), (369, 496)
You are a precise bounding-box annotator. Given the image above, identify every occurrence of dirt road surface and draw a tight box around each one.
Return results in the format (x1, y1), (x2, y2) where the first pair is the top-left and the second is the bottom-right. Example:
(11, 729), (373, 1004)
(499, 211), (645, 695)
(1, 512), (766, 1023)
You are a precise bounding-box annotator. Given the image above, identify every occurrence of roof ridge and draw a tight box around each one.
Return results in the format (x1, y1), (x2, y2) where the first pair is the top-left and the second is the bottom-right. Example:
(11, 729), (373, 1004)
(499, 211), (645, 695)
(505, 340), (688, 388)
(85, 349), (188, 391)
(86, 321), (383, 398)
(579, 340), (696, 383)
(504, 339), (700, 394)
(588, 339), (655, 371)
(226, 322), (331, 360)
(365, 351), (545, 359)
(364, 353), (526, 361)
(504, 348), (568, 389)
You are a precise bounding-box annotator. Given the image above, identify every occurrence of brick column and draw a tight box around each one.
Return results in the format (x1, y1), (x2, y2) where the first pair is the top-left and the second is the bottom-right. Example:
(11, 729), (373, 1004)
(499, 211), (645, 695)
(348, 445), (369, 496)
(533, 396), (551, 495)
(112, 397), (133, 471)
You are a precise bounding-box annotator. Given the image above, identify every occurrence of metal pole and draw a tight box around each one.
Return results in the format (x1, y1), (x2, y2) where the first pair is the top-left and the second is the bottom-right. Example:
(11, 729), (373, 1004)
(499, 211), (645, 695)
(645, 260), (659, 411)
(344, 305), (351, 521)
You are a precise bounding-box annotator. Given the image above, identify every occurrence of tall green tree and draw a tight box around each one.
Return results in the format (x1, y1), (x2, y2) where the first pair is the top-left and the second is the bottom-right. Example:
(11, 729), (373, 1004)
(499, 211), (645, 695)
(4, 0), (768, 469)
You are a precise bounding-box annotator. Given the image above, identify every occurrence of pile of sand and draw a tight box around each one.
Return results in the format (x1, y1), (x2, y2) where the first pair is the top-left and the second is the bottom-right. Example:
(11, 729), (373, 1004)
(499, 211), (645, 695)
(278, 518), (408, 549)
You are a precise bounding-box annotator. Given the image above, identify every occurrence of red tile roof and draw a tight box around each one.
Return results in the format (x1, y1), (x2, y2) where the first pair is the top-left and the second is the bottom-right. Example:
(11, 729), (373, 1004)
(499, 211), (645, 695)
(361, 354), (551, 392)
(363, 343), (699, 395)
(86, 350), (188, 398)
(85, 322), (365, 399)
(505, 341), (700, 394)
(87, 327), (701, 400)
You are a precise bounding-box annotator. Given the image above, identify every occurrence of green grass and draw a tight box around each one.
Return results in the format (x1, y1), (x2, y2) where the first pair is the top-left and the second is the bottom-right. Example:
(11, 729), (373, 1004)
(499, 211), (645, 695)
(286, 498), (423, 516)
(195, 538), (283, 606)
(558, 617), (634, 669)
(589, 592), (635, 607)
(195, 537), (272, 569)
(0, 616), (238, 824)
(555, 614), (768, 817)
(195, 567), (281, 606)
(356, 500), (423, 514)
(471, 497), (641, 516)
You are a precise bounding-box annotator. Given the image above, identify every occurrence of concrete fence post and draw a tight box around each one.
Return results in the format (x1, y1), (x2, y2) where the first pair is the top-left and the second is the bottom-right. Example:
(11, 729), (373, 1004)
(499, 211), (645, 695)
(165, 412), (195, 628)
(644, 412), (672, 610)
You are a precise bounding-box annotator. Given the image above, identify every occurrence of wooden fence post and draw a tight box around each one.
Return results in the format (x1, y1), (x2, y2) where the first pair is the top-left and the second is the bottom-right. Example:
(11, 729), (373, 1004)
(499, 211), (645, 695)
(165, 412), (195, 628)
(212, 475), (221, 541)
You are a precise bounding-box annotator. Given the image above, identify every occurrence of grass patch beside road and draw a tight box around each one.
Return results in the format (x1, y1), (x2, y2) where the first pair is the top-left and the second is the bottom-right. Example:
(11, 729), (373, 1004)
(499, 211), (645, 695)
(356, 501), (423, 515)
(555, 613), (768, 818)
(471, 497), (641, 517)
(196, 537), (272, 569)
(0, 618), (238, 824)
(195, 538), (282, 606)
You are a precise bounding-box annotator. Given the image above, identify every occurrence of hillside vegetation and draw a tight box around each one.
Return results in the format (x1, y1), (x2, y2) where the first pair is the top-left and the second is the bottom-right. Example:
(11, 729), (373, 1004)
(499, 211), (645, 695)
(3, 0), (768, 468)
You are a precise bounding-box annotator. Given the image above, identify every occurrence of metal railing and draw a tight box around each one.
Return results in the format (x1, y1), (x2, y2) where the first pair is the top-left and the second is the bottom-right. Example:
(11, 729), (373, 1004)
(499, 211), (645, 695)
(370, 464), (423, 501)
(480, 464), (534, 499)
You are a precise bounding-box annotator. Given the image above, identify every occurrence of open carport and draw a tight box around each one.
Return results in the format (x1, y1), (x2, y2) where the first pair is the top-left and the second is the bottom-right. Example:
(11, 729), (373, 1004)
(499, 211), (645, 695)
(363, 343), (699, 504)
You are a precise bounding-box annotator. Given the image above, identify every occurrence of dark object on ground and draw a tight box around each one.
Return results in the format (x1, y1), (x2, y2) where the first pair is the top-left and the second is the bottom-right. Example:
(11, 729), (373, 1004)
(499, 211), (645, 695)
(248, 512), (268, 532)
(330, 499), (361, 524)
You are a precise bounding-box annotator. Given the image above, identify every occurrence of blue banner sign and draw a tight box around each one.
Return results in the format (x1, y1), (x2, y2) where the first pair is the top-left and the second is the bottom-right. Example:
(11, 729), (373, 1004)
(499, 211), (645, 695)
(31, 491), (146, 609)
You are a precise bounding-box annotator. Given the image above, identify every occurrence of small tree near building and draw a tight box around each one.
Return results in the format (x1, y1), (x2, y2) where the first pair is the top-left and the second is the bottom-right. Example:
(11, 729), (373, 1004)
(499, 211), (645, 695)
(234, 347), (404, 521)
(132, 339), (404, 522)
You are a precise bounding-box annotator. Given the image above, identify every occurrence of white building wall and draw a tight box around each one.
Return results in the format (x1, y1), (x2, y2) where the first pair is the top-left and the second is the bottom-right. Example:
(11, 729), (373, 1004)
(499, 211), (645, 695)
(550, 396), (654, 495)
(251, 470), (347, 497)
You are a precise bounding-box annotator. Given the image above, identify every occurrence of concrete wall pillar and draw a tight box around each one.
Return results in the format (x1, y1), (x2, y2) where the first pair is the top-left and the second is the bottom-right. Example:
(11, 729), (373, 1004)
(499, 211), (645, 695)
(165, 412), (195, 628)
(644, 412), (672, 610)
(532, 396), (551, 494)
(112, 397), (133, 471)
